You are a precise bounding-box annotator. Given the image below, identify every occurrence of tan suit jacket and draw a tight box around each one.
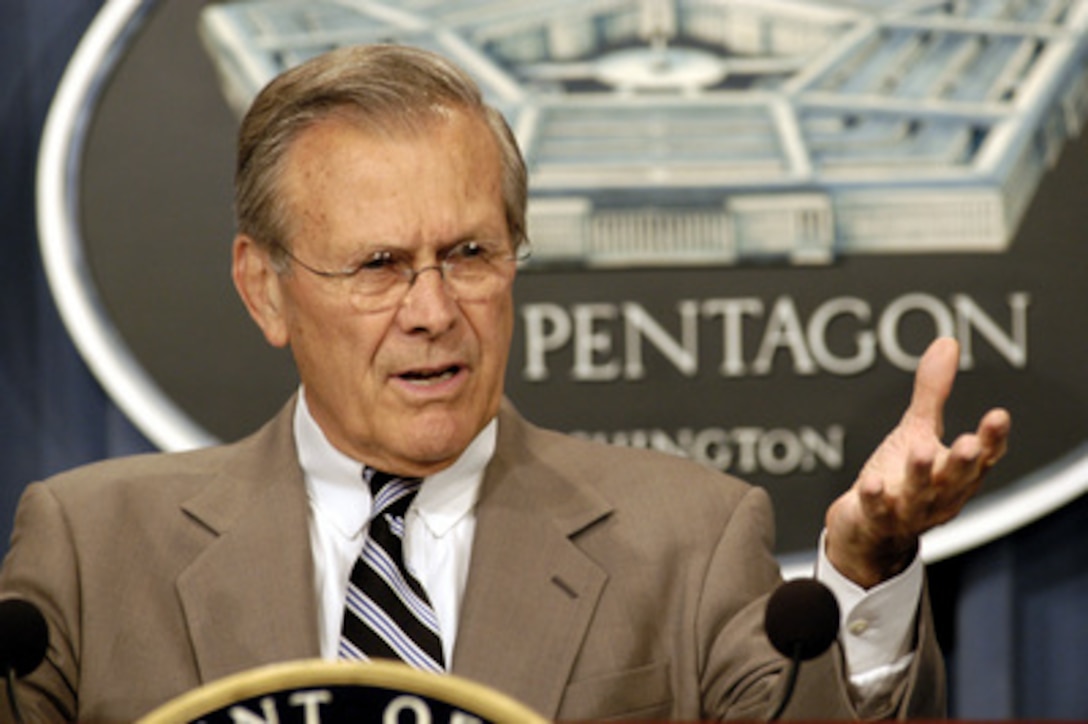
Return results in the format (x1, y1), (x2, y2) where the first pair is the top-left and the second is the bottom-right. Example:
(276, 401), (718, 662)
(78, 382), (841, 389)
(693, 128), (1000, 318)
(0, 398), (944, 722)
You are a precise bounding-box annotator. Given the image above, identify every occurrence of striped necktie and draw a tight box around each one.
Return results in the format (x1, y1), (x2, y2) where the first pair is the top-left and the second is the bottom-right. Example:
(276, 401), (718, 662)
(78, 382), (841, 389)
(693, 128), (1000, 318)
(337, 467), (445, 671)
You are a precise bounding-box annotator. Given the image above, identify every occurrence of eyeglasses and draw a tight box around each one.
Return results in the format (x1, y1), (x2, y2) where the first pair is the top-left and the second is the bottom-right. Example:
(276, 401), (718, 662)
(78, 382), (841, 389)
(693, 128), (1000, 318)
(272, 238), (527, 312)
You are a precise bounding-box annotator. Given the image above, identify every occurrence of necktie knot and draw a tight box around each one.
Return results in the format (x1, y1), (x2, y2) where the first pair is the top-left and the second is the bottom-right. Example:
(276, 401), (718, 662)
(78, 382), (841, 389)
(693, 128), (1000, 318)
(364, 467), (422, 521)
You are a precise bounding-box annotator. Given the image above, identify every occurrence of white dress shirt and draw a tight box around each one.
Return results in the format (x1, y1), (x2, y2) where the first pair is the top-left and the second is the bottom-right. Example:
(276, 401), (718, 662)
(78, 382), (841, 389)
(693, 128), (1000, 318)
(293, 391), (921, 700)
(296, 391), (490, 665)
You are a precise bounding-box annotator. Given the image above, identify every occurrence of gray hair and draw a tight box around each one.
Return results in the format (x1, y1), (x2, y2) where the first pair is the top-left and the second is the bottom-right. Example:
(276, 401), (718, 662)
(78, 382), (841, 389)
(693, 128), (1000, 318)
(234, 44), (528, 256)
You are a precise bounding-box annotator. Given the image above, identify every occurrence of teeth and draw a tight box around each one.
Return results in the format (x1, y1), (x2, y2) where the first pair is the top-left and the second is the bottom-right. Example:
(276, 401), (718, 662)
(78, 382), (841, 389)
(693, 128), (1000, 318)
(402, 367), (457, 384)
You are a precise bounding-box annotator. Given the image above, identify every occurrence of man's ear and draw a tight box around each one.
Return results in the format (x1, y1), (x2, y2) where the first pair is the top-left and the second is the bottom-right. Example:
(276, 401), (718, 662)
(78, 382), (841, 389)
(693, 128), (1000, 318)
(232, 234), (289, 348)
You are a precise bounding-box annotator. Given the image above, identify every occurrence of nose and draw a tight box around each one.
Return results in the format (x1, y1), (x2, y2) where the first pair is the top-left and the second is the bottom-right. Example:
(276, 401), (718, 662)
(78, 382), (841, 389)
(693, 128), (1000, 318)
(397, 264), (458, 335)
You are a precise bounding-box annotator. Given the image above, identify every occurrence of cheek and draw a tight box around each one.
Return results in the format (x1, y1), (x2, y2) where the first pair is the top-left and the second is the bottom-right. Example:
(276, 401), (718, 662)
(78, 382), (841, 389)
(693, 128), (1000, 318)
(286, 299), (387, 384)
(475, 297), (515, 373)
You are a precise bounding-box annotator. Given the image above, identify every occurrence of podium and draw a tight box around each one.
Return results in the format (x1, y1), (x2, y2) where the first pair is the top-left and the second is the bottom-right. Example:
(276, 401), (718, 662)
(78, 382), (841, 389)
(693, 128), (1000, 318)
(137, 660), (548, 723)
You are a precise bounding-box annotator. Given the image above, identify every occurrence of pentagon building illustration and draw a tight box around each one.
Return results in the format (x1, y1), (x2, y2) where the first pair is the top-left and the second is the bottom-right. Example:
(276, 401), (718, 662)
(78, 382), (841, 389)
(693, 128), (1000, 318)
(199, 0), (1088, 267)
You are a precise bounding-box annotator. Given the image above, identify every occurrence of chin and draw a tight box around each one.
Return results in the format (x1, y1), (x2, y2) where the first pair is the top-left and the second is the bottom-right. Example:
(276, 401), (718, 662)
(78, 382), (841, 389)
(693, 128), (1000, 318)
(400, 409), (484, 462)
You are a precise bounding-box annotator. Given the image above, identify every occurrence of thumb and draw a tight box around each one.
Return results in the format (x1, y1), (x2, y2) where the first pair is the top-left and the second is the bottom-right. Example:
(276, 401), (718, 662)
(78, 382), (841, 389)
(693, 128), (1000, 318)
(906, 337), (960, 436)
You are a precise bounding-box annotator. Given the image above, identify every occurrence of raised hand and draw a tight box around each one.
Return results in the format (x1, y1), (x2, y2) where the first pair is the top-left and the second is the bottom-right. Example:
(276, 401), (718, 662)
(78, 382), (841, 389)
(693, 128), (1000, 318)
(824, 337), (1011, 588)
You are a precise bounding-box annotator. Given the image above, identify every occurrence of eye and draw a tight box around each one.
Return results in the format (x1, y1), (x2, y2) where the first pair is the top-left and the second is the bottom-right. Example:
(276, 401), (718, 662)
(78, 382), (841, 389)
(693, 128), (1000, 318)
(447, 239), (500, 263)
(451, 240), (484, 260)
(356, 250), (399, 273)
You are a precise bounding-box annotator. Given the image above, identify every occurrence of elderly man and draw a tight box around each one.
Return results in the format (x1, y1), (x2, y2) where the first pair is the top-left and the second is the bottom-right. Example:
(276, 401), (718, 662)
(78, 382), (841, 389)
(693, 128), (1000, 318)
(0, 44), (1009, 722)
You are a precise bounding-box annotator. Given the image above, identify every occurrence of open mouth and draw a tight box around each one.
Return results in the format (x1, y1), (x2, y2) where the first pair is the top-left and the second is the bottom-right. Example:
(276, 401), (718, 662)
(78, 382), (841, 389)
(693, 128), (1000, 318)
(398, 365), (462, 385)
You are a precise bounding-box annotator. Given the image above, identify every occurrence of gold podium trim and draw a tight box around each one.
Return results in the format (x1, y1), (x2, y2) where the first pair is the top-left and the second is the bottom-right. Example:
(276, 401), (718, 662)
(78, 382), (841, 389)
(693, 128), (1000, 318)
(137, 659), (549, 723)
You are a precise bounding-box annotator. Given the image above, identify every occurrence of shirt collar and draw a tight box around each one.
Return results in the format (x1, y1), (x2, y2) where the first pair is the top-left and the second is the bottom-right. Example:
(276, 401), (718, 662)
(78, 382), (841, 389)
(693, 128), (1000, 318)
(294, 388), (495, 539)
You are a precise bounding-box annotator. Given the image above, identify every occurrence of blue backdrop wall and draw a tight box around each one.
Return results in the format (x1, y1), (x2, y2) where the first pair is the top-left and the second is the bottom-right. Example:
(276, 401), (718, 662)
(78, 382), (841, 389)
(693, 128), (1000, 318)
(1, 0), (1086, 718)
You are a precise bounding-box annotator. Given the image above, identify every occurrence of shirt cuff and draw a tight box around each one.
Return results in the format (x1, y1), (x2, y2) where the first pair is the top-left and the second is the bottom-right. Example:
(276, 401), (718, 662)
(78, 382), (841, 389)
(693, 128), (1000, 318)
(814, 529), (923, 676)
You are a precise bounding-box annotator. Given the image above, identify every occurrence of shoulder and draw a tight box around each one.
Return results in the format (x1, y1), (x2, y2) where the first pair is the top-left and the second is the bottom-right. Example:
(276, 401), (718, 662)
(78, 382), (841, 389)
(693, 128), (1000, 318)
(40, 444), (233, 502)
(498, 400), (766, 523)
(28, 400), (296, 517)
(491, 403), (780, 592)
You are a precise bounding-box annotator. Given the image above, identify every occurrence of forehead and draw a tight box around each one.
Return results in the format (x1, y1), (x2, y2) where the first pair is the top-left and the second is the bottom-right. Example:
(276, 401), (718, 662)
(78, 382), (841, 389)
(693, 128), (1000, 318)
(277, 109), (506, 244)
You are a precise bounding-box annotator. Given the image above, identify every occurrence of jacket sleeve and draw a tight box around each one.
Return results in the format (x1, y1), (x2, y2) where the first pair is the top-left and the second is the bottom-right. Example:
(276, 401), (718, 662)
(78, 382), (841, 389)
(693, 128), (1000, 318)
(0, 482), (80, 723)
(696, 485), (946, 720)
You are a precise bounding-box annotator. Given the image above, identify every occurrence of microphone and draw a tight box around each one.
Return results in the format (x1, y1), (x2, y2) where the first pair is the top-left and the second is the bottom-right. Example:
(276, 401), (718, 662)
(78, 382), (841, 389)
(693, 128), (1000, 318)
(763, 578), (840, 720)
(0, 598), (49, 724)
(0, 598), (48, 678)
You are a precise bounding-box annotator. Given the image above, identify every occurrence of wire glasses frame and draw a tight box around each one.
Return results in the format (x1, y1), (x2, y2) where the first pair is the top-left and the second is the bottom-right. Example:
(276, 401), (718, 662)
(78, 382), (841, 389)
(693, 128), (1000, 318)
(271, 238), (529, 312)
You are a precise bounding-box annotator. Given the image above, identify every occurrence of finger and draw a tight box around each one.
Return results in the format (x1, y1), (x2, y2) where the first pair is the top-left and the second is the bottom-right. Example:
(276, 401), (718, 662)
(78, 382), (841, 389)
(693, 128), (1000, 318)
(896, 435), (937, 496)
(905, 337), (960, 436)
(856, 471), (892, 522)
(866, 441), (935, 527)
(905, 442), (943, 524)
(977, 407), (1012, 465)
(929, 409), (1010, 489)
(937, 433), (983, 488)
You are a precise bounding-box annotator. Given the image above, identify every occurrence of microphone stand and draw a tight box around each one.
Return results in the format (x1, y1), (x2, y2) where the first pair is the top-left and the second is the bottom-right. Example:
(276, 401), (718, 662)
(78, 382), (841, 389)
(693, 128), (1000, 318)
(6, 668), (25, 724)
(767, 643), (802, 721)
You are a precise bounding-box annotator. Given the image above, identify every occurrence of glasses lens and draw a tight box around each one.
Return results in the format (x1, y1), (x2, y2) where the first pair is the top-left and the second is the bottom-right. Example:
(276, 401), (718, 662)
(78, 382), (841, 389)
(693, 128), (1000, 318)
(346, 265), (406, 312)
(343, 254), (516, 312)
(446, 253), (516, 302)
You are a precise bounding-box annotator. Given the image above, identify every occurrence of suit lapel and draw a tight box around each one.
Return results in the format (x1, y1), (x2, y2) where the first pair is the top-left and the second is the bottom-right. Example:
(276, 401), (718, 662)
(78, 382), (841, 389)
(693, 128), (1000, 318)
(169, 398), (611, 710)
(452, 403), (611, 717)
(175, 400), (322, 683)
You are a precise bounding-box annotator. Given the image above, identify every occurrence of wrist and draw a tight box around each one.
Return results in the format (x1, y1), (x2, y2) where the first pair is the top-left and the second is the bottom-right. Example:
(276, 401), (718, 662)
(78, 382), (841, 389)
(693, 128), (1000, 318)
(825, 533), (918, 589)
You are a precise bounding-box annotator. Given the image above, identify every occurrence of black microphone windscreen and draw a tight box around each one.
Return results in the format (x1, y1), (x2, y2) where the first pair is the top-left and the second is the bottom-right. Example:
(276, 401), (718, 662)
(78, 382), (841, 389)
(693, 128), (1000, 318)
(764, 578), (840, 661)
(0, 598), (48, 677)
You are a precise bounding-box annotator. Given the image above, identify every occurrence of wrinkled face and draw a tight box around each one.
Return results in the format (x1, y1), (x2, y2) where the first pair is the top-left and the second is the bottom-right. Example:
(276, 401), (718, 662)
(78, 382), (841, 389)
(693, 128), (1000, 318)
(233, 109), (516, 476)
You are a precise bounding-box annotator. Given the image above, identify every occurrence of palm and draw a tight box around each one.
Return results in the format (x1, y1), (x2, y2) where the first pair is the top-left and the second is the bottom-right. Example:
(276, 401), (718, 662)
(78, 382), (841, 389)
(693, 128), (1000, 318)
(825, 338), (1011, 588)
